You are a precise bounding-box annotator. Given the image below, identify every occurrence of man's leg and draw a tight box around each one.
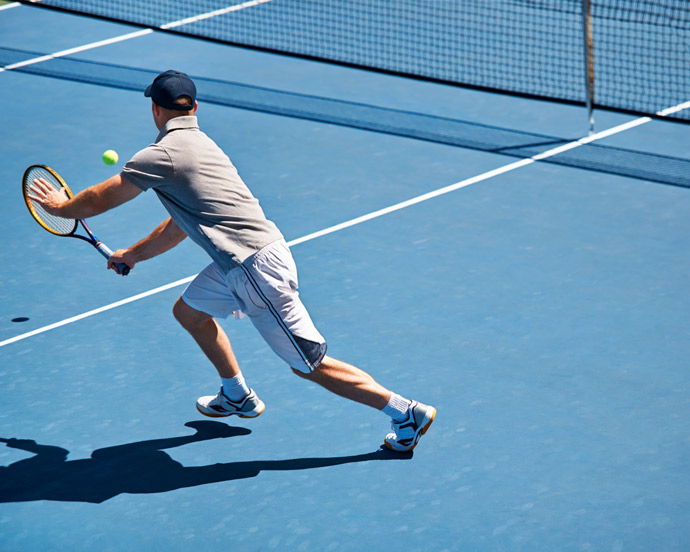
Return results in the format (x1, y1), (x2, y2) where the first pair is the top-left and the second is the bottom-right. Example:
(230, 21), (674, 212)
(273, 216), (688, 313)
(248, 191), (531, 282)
(292, 355), (390, 410)
(173, 297), (265, 418)
(173, 297), (240, 378)
(293, 355), (436, 452)
(235, 240), (435, 450)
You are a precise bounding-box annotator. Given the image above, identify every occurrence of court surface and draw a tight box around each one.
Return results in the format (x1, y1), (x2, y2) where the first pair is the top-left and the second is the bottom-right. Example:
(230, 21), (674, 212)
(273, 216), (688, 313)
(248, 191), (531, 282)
(1, 3), (689, 551)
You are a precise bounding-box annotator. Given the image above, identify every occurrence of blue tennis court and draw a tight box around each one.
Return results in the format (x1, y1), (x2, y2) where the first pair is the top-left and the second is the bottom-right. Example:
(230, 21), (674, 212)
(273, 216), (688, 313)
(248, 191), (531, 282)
(1, 2), (689, 550)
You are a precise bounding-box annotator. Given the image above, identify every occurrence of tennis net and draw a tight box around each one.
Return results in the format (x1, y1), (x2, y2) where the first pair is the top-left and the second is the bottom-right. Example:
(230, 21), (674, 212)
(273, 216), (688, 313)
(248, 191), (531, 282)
(16, 0), (690, 123)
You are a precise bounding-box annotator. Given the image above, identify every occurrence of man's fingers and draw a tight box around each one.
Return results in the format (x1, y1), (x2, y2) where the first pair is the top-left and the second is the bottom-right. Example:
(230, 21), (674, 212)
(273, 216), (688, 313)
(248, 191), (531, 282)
(28, 188), (46, 202)
(31, 178), (64, 198)
(28, 179), (52, 200)
(32, 178), (52, 193)
(28, 179), (68, 207)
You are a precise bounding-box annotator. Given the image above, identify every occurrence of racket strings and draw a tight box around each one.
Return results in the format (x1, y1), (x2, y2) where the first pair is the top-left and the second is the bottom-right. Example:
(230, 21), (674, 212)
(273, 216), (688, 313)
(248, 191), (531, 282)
(23, 166), (77, 235)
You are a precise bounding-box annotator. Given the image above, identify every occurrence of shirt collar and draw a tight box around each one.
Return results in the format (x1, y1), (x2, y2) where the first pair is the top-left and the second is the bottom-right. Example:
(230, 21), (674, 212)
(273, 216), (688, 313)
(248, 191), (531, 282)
(155, 115), (199, 142)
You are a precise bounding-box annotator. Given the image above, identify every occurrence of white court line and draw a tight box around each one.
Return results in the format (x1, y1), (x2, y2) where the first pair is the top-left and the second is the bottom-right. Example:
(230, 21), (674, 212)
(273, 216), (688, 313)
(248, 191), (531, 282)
(0, 29), (154, 72)
(3, 104), (688, 349)
(658, 100), (690, 117)
(160, 0), (272, 29)
(1, 279), (194, 348)
(0, 2), (20, 10)
(0, 0), (271, 73)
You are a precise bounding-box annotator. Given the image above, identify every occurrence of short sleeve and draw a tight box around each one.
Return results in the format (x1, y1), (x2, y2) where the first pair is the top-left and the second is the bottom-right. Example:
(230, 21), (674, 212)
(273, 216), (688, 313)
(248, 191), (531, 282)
(121, 144), (173, 192)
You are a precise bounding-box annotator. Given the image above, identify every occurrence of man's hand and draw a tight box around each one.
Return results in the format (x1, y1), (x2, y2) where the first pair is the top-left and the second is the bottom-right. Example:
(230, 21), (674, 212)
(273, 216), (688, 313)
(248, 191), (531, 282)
(27, 178), (70, 216)
(107, 248), (136, 275)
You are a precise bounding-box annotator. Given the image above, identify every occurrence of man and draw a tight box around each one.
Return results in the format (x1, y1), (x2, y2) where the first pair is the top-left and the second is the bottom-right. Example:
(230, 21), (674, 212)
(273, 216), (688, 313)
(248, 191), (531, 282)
(28, 70), (435, 452)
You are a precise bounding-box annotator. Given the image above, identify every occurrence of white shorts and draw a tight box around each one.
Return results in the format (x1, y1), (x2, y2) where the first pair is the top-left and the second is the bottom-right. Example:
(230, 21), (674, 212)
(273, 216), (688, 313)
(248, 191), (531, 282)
(181, 239), (327, 373)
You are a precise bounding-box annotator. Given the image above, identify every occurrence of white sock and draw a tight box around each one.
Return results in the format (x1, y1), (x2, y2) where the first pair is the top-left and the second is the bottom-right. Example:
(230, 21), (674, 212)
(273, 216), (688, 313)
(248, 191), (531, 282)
(382, 393), (412, 422)
(221, 374), (250, 402)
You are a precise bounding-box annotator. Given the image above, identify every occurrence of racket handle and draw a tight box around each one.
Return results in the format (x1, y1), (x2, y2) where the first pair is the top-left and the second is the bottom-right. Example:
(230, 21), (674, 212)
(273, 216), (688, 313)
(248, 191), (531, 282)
(96, 242), (131, 276)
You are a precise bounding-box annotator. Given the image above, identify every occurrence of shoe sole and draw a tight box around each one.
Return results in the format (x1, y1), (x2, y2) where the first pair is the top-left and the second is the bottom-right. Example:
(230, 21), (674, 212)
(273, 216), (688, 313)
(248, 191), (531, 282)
(196, 402), (265, 419)
(385, 406), (436, 452)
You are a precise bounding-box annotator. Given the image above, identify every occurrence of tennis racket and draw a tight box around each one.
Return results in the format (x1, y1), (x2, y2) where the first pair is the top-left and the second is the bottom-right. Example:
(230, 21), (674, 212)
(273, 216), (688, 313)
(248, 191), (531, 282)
(22, 164), (131, 276)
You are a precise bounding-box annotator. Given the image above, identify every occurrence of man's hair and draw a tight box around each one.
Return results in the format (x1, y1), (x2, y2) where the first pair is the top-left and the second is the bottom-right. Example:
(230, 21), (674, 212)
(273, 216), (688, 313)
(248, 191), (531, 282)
(173, 94), (194, 110)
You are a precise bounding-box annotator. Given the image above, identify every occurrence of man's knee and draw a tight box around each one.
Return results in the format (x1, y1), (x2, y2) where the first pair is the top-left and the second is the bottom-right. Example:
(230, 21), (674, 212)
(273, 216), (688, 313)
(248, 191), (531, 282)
(173, 297), (210, 331)
(291, 364), (320, 381)
(291, 354), (330, 380)
(172, 297), (187, 324)
(291, 367), (309, 379)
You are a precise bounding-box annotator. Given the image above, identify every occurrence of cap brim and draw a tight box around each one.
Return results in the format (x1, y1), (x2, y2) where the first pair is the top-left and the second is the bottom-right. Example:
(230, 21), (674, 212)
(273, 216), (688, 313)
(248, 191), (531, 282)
(144, 84), (152, 97)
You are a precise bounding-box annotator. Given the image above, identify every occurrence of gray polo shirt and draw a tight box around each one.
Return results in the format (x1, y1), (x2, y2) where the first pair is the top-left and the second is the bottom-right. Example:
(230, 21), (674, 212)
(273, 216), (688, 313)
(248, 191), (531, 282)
(121, 116), (283, 271)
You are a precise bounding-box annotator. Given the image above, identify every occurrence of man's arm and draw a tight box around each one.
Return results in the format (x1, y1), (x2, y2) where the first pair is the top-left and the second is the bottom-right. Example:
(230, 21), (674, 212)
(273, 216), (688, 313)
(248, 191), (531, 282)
(107, 217), (187, 273)
(27, 173), (142, 219)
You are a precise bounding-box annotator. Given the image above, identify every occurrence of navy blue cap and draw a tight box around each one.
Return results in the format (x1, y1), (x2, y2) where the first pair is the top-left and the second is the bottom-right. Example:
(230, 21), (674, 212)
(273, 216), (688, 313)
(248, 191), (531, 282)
(144, 70), (197, 111)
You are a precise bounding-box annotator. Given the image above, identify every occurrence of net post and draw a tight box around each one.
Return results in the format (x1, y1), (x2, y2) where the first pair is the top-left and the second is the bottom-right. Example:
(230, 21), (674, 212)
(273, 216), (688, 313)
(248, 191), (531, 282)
(582, 0), (595, 135)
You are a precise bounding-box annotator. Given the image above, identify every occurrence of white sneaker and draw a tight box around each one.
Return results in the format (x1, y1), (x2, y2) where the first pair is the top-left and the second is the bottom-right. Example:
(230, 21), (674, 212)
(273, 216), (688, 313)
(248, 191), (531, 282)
(384, 401), (436, 452)
(196, 387), (265, 419)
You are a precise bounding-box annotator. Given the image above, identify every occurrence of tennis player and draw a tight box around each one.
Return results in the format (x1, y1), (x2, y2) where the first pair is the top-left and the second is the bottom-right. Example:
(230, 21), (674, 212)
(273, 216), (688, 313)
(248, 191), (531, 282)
(28, 70), (435, 452)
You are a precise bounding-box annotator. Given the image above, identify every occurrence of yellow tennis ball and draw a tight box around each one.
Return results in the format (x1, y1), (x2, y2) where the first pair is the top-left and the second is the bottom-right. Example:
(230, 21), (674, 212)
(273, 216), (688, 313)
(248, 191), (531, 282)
(102, 149), (119, 165)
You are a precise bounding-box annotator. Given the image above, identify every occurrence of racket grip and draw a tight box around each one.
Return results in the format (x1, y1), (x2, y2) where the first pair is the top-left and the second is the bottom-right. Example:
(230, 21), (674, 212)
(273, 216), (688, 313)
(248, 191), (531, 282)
(96, 242), (131, 276)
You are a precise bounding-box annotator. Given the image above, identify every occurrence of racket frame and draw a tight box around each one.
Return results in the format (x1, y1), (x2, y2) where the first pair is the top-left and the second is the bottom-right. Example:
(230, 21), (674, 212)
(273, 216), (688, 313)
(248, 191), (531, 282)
(22, 165), (78, 236)
(22, 164), (130, 276)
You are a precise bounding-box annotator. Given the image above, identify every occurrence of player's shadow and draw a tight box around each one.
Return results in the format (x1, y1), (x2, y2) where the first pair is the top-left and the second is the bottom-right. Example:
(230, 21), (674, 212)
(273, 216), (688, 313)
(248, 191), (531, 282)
(0, 421), (410, 504)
